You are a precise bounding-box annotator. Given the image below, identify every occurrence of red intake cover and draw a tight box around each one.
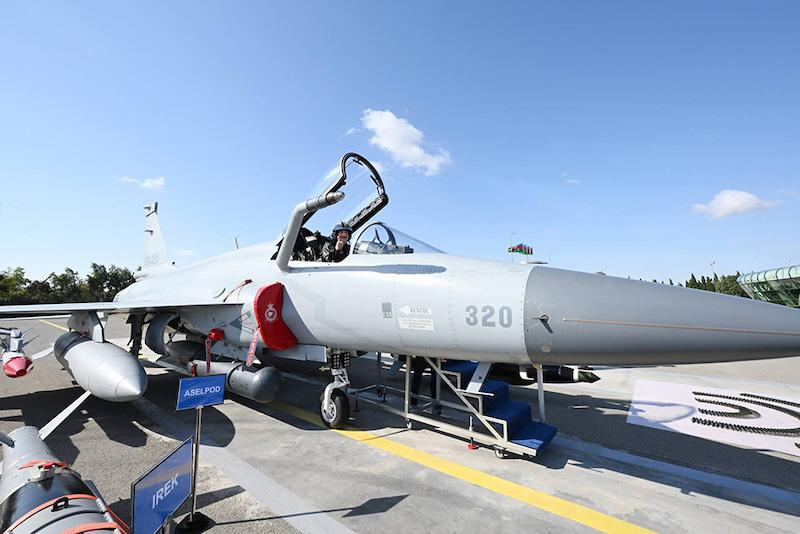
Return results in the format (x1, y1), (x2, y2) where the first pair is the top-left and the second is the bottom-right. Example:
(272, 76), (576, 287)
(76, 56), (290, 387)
(4, 356), (31, 377)
(254, 282), (298, 351)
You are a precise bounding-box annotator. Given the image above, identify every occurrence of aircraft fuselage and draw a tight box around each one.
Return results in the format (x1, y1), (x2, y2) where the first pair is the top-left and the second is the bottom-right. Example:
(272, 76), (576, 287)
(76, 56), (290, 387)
(117, 244), (800, 366)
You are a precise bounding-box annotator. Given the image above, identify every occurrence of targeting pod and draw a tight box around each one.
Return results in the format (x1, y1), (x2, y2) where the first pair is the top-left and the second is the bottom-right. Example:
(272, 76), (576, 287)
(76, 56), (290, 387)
(187, 359), (282, 403)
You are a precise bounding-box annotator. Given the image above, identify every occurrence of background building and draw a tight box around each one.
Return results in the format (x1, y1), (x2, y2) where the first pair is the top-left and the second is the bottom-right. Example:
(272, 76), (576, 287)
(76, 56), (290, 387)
(738, 266), (800, 308)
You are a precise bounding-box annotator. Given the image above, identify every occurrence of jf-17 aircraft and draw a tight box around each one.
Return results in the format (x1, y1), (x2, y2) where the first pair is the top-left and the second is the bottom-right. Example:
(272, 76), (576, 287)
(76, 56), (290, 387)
(1, 152), (800, 430)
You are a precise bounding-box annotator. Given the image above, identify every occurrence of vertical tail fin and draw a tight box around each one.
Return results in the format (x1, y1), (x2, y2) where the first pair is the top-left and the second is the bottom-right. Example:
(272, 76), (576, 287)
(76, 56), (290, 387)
(143, 202), (169, 267)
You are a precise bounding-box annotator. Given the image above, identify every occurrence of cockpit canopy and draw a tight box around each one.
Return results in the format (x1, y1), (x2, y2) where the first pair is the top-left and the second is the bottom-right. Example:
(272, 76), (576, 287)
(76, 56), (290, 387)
(305, 153), (388, 236)
(278, 152), (442, 261)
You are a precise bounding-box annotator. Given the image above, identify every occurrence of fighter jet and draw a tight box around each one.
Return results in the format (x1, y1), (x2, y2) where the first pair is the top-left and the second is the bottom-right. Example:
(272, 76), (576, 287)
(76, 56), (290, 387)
(1, 152), (799, 429)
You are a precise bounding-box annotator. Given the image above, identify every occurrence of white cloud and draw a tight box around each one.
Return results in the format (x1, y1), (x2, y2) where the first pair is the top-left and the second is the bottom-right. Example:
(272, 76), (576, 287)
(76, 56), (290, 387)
(564, 179), (581, 185)
(693, 190), (780, 219)
(777, 189), (800, 198)
(120, 175), (166, 190)
(174, 249), (194, 257)
(361, 109), (451, 176)
(343, 127), (359, 136)
(141, 177), (166, 190)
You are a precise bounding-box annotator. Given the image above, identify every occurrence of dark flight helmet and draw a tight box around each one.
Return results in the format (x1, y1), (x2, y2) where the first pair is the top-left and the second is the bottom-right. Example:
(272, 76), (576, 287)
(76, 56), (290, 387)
(332, 222), (353, 237)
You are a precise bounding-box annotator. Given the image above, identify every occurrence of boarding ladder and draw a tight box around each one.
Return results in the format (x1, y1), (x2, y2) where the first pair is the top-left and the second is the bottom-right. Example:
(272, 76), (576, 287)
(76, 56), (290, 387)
(356, 356), (557, 458)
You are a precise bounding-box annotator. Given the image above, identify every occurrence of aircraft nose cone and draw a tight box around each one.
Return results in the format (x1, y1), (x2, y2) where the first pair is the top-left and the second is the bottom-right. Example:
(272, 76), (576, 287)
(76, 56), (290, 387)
(113, 372), (148, 402)
(524, 267), (800, 365)
(3, 356), (32, 377)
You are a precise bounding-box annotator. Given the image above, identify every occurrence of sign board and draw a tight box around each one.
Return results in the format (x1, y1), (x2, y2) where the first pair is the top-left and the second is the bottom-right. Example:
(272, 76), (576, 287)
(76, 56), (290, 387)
(131, 437), (193, 534)
(176, 374), (226, 411)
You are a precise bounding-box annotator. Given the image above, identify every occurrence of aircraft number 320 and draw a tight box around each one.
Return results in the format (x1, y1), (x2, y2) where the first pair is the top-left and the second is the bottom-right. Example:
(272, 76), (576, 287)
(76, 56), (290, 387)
(465, 305), (512, 328)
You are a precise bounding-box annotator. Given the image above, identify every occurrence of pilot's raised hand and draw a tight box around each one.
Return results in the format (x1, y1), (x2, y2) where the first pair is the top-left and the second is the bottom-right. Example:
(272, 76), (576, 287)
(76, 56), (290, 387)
(335, 239), (346, 252)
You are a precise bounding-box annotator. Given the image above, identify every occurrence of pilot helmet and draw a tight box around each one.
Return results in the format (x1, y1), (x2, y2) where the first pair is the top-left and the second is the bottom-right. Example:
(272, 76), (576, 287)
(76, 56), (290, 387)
(332, 222), (352, 238)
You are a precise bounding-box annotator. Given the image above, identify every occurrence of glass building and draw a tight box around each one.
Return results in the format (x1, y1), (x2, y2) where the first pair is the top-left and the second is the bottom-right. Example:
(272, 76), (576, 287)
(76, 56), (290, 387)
(738, 265), (800, 308)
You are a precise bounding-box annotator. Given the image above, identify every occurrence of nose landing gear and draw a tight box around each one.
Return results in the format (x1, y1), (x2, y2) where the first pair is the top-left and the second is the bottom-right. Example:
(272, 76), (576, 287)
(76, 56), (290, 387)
(319, 351), (351, 429)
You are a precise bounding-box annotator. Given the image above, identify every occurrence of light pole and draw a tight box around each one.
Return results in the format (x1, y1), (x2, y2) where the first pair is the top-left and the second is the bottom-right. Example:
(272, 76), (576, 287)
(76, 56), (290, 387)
(710, 260), (717, 290)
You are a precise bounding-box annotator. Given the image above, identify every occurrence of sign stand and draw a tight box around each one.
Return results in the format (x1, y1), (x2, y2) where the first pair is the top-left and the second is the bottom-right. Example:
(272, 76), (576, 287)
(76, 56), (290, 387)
(173, 373), (226, 533)
(176, 407), (209, 532)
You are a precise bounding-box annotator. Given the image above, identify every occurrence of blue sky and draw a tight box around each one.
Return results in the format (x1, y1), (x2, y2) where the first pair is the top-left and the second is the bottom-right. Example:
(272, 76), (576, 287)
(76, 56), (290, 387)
(1, 1), (797, 283)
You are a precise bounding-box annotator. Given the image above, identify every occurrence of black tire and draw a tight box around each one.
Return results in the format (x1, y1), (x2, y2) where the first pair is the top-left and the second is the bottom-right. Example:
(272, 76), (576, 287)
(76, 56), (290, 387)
(320, 389), (350, 429)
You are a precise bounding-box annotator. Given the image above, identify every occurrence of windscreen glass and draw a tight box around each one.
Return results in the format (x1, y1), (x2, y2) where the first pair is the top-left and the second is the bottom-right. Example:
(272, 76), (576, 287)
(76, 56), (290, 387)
(353, 222), (444, 255)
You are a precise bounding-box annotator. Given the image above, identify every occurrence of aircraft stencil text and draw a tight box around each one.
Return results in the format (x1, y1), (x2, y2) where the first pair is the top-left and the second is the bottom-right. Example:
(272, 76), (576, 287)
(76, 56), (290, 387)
(465, 305), (512, 328)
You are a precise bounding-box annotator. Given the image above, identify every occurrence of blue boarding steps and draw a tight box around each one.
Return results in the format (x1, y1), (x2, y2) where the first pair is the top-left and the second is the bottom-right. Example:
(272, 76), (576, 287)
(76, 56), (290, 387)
(442, 361), (557, 454)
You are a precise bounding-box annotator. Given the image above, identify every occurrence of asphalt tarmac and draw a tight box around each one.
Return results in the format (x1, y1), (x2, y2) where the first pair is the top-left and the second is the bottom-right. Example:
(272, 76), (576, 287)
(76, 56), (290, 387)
(1, 316), (798, 533)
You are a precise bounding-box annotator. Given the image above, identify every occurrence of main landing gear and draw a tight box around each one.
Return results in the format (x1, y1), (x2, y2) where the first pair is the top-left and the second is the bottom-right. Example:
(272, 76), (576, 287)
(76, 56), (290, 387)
(319, 351), (351, 429)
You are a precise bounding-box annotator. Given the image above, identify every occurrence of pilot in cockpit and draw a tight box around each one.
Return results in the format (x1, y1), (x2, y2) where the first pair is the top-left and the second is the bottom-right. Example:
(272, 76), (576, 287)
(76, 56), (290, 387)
(321, 222), (352, 263)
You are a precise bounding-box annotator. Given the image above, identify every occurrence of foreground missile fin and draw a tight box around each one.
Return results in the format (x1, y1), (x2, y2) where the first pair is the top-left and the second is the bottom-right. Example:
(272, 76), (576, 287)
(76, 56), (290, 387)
(39, 390), (92, 439)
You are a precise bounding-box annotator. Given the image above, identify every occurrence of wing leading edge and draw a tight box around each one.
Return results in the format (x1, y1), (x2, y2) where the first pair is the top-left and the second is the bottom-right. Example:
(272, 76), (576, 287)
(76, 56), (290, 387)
(0, 299), (232, 319)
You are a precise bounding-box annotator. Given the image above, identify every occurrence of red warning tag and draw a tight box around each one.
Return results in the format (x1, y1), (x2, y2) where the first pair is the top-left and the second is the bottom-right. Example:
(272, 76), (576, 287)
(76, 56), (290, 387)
(204, 338), (212, 373)
(246, 329), (259, 367)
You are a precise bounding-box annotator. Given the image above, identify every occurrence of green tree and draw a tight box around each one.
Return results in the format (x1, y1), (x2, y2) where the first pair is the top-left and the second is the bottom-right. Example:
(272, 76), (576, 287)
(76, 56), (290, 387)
(27, 279), (55, 303)
(1, 264), (135, 304)
(86, 263), (109, 301)
(48, 268), (88, 303)
(87, 263), (135, 301)
(716, 272), (749, 298)
(687, 274), (698, 289)
(0, 267), (30, 304)
(684, 271), (751, 299)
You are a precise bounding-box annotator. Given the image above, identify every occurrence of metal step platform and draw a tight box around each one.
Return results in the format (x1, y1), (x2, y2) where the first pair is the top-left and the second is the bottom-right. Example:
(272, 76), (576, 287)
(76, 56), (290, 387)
(355, 356), (557, 458)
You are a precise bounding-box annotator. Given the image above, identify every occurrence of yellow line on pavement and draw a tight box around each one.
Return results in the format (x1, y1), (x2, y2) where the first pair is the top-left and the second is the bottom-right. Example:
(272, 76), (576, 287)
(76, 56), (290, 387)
(39, 319), (68, 332)
(272, 401), (653, 534)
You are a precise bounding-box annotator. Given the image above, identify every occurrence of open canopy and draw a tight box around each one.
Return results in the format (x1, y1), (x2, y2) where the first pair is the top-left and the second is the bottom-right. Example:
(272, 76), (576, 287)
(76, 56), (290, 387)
(304, 152), (388, 236)
(279, 152), (443, 261)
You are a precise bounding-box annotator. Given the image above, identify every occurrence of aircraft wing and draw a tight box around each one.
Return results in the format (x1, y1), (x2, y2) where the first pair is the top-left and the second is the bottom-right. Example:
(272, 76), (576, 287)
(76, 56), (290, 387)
(0, 299), (230, 319)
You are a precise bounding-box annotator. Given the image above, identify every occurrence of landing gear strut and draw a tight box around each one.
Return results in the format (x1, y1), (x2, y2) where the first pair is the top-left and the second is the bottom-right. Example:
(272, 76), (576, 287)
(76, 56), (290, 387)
(320, 351), (351, 429)
(127, 314), (144, 356)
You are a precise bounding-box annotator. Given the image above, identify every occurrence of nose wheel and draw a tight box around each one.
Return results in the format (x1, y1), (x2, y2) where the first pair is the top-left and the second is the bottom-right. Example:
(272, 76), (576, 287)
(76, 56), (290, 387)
(319, 360), (351, 429)
(320, 388), (350, 429)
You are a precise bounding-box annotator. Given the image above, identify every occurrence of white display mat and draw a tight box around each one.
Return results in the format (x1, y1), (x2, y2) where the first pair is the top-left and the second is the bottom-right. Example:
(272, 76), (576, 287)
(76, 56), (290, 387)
(627, 380), (800, 457)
